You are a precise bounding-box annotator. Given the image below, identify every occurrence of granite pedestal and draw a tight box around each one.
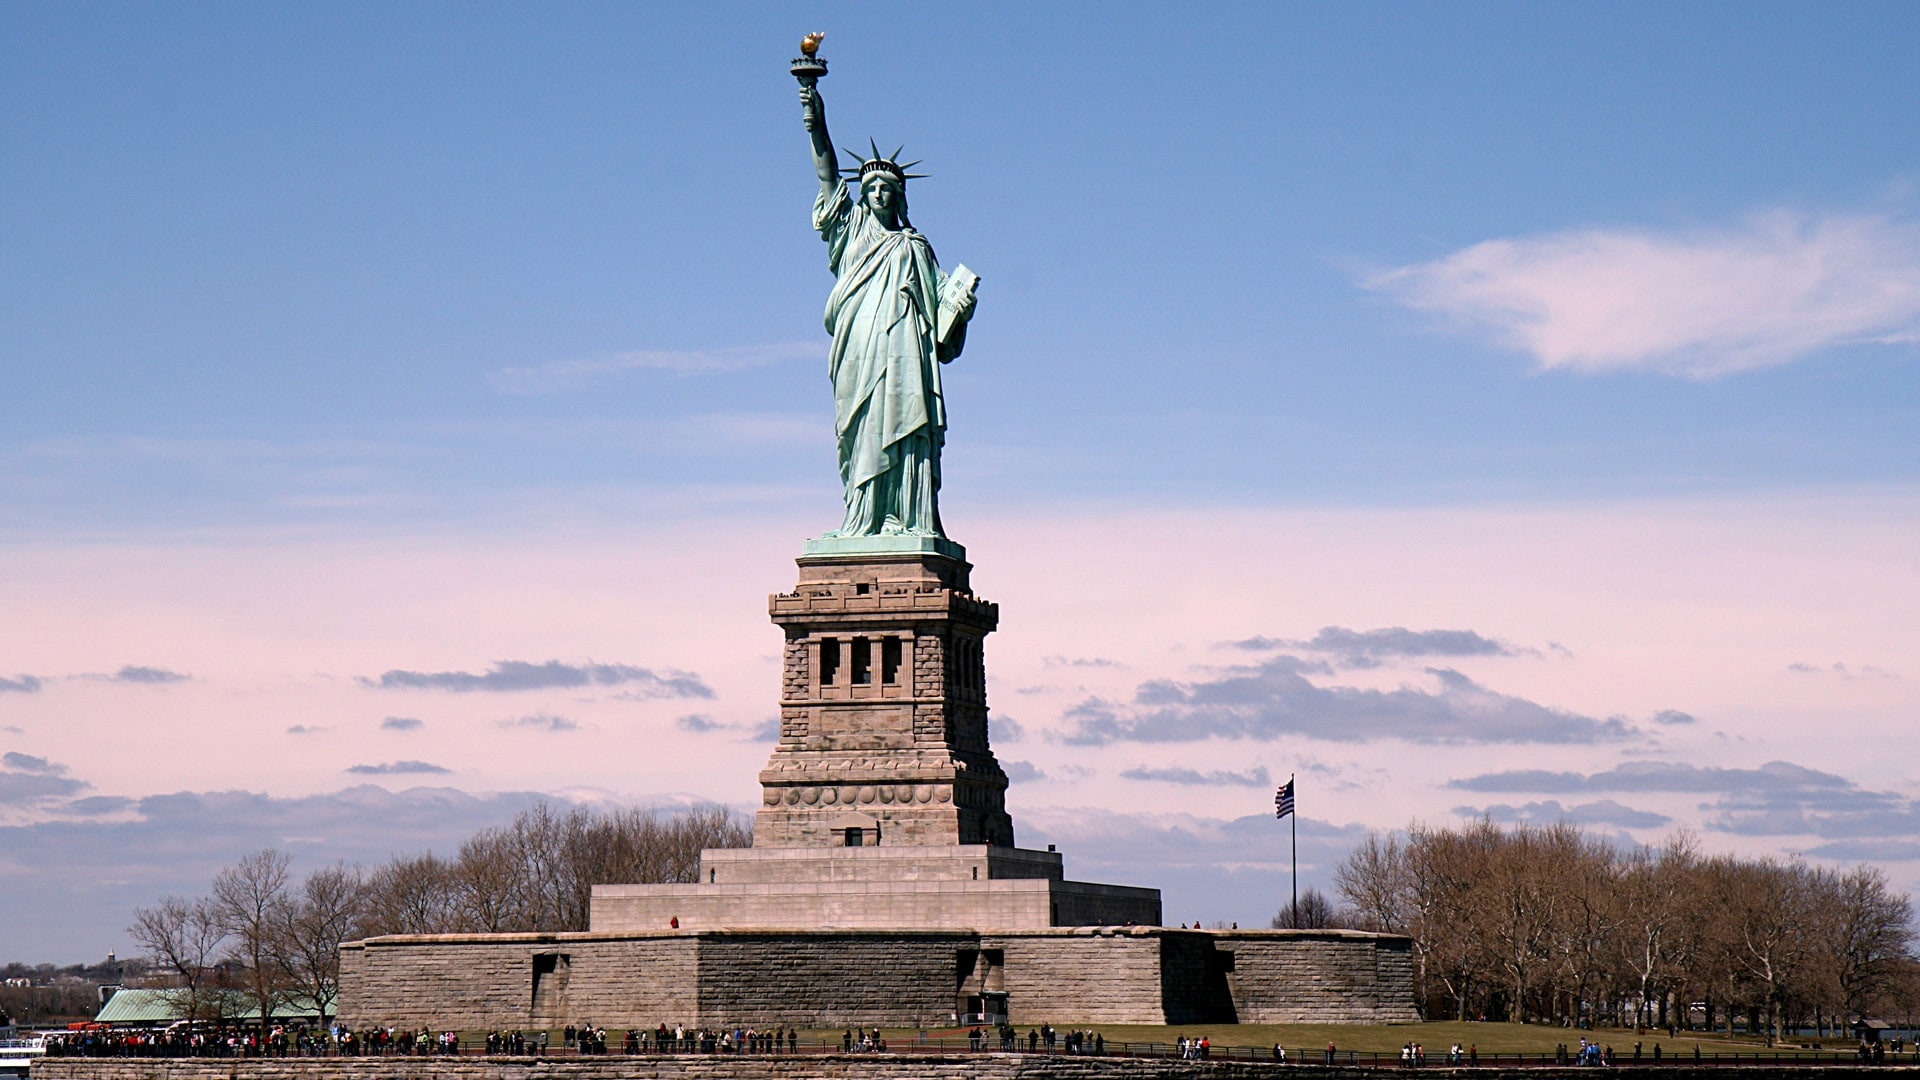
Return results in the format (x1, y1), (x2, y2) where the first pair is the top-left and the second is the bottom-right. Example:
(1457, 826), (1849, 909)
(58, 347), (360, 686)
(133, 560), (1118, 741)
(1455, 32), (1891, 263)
(591, 547), (1159, 933)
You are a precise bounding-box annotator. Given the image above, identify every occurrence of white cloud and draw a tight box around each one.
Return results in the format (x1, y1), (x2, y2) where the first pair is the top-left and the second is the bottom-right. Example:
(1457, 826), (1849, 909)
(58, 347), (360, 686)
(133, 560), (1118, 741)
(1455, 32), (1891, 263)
(490, 342), (824, 393)
(1366, 210), (1920, 377)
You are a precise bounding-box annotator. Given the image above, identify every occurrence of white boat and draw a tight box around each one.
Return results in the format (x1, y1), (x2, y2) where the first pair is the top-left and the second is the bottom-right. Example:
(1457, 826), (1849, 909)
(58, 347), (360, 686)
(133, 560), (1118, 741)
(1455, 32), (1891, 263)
(0, 1037), (45, 1078)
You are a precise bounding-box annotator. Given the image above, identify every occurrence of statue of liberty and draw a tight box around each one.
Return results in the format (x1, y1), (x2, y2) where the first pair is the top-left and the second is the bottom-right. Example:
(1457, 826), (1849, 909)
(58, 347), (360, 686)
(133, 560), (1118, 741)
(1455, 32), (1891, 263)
(797, 60), (977, 542)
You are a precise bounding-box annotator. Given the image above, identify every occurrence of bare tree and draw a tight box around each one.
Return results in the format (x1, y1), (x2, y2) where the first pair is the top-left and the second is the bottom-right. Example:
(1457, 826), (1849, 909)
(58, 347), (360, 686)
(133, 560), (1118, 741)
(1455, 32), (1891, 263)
(1335, 830), (1410, 933)
(580, 804), (748, 886)
(1410, 818), (1503, 1021)
(273, 863), (365, 1025)
(128, 896), (227, 1023)
(360, 853), (459, 936)
(1324, 818), (1920, 1031)
(212, 848), (294, 1026)
(336, 803), (754, 939)
(1823, 864), (1916, 1024)
(1542, 823), (1621, 1026)
(1618, 832), (1698, 1029)
(1271, 887), (1345, 929)
(387, 802), (755, 934)
(453, 828), (529, 932)
(1715, 855), (1817, 1044)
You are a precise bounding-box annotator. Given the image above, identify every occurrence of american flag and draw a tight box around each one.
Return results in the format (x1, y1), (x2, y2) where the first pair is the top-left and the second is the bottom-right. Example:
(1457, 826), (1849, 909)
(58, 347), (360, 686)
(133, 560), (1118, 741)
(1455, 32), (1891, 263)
(1274, 779), (1295, 820)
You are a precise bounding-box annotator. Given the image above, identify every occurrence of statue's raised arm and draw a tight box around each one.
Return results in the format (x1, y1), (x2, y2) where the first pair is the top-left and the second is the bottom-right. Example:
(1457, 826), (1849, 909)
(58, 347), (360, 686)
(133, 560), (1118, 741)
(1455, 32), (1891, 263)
(799, 82), (838, 190)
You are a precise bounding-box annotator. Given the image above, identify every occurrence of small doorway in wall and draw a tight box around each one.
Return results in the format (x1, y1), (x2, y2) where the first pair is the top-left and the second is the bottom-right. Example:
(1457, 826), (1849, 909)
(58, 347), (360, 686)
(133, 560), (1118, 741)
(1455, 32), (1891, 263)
(831, 812), (879, 847)
(956, 948), (1006, 1024)
(531, 953), (571, 1023)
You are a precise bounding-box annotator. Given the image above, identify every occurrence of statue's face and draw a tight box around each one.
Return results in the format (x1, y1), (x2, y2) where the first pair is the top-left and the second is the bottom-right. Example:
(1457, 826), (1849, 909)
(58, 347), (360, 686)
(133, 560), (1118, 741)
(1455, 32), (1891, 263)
(863, 177), (901, 221)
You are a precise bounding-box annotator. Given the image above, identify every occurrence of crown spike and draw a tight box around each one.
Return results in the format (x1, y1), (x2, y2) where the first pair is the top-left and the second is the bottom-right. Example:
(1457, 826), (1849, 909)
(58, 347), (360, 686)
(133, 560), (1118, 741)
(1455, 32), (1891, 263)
(892, 145), (905, 162)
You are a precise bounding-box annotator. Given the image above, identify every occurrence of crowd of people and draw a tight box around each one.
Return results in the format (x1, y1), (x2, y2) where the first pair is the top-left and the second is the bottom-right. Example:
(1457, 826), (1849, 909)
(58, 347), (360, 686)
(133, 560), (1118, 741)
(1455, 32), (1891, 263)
(39, 1021), (836, 1059)
(43, 1025), (473, 1058)
(591, 1024), (802, 1054)
(41, 1019), (1920, 1066)
(43, 1019), (1144, 1061)
(961, 1023), (1104, 1055)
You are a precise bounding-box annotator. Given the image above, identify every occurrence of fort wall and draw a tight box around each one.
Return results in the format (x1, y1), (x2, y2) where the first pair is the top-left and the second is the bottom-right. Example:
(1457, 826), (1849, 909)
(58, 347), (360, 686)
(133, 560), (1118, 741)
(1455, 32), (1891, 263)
(338, 928), (1414, 1029)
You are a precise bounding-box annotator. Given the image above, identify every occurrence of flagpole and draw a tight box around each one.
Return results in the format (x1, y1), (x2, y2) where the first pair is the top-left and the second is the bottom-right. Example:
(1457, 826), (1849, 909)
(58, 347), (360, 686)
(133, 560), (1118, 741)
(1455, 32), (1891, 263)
(1289, 772), (1297, 925)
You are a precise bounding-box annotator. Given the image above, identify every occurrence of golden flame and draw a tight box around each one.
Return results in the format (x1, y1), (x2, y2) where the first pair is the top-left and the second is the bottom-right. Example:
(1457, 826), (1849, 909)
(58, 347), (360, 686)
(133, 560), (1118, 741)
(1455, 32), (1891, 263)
(800, 32), (824, 57)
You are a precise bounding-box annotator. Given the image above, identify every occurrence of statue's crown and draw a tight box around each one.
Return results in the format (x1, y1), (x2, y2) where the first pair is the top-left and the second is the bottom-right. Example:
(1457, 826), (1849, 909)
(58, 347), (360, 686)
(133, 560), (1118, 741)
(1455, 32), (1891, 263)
(841, 140), (927, 184)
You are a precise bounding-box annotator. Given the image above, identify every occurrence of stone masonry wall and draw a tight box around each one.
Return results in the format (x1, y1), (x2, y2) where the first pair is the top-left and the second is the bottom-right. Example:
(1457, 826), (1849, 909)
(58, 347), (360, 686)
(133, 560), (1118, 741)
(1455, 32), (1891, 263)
(693, 931), (972, 1027)
(340, 936), (699, 1031)
(339, 938), (541, 1031)
(1213, 932), (1421, 1025)
(990, 932), (1167, 1024)
(559, 939), (700, 1027)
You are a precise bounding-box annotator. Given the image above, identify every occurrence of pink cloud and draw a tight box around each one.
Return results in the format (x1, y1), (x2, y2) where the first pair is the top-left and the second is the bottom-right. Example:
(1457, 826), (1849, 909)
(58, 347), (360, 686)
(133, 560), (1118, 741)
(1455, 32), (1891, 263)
(1366, 210), (1920, 377)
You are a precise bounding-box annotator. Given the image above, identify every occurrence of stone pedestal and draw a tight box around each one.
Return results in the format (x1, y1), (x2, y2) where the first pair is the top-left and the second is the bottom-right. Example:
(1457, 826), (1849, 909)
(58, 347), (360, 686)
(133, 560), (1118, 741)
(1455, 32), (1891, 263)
(588, 546), (1162, 932)
(758, 550), (1012, 848)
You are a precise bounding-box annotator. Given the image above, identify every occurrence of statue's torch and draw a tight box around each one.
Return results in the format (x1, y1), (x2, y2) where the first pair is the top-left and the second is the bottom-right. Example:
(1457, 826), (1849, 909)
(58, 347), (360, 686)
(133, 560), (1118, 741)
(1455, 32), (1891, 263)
(791, 32), (828, 86)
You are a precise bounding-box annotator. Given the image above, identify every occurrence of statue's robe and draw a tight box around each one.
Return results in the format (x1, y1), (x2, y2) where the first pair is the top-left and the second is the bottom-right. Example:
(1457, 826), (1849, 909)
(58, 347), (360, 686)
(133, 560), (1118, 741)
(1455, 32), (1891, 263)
(814, 181), (964, 537)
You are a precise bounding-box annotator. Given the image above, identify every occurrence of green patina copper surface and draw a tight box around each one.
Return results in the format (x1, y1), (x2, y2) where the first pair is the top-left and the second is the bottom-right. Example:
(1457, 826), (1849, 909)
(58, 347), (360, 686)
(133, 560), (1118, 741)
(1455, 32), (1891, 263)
(797, 66), (977, 551)
(799, 534), (967, 560)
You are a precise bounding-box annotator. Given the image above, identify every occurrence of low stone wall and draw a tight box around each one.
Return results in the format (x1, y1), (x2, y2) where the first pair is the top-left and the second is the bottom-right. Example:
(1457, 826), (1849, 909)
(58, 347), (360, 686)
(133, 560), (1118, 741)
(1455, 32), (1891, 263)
(30, 1055), (1915, 1080)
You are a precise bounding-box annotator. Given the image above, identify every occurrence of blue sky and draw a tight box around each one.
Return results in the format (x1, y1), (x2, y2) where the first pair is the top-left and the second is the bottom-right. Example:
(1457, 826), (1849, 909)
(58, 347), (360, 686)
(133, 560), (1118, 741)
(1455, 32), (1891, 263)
(9, 3), (1918, 529)
(4, 4), (1919, 959)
